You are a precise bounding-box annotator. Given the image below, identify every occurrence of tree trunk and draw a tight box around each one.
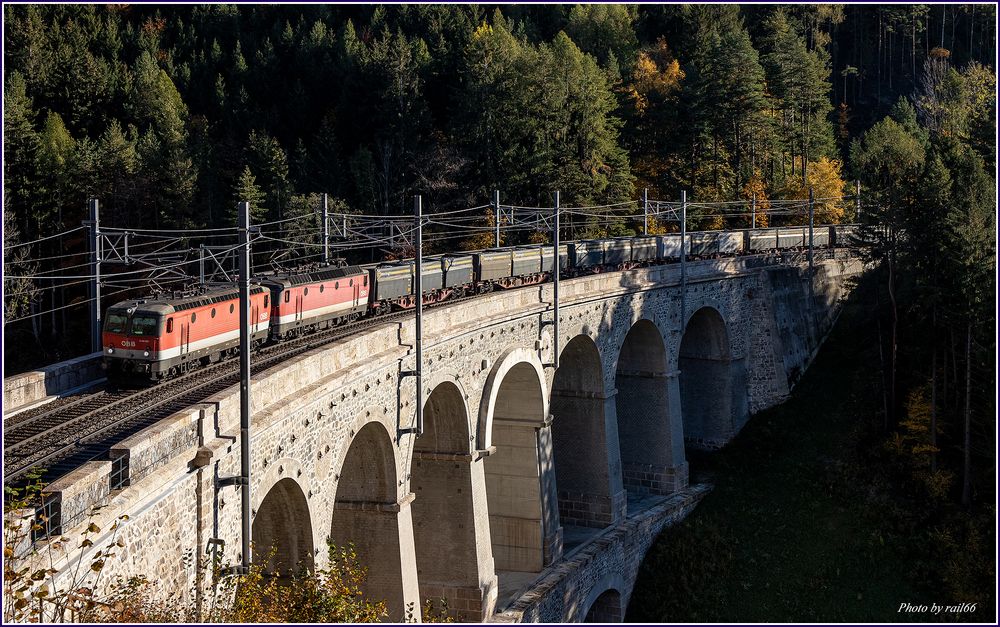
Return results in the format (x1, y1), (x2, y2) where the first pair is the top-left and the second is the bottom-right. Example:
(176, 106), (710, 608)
(874, 281), (889, 431)
(856, 23), (862, 107)
(803, 107), (810, 184)
(930, 338), (938, 473)
(888, 29), (893, 91)
(961, 321), (972, 506)
(951, 325), (959, 409)
(713, 134), (719, 191)
(951, 5), (957, 54)
(969, 5), (974, 62)
(887, 237), (898, 425)
(877, 11), (883, 103)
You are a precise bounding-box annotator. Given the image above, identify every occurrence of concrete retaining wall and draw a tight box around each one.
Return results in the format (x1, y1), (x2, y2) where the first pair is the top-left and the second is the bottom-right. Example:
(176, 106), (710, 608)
(3, 352), (104, 418)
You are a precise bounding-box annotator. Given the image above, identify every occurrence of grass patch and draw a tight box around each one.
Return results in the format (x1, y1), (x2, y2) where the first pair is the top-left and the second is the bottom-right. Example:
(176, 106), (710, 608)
(626, 288), (994, 623)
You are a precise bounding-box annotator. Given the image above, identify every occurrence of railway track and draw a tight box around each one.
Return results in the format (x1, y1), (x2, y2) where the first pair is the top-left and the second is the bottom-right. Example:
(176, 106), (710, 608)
(2, 305), (419, 486)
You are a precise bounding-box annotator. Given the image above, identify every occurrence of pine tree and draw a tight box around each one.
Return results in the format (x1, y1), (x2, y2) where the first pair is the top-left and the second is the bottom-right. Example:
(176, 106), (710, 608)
(231, 165), (268, 224)
(247, 130), (291, 223)
(96, 120), (140, 226)
(850, 116), (926, 426)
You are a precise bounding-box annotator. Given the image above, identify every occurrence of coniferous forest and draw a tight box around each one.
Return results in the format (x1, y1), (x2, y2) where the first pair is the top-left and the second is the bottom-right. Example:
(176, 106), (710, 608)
(1, 4), (996, 622)
(3, 3), (995, 362)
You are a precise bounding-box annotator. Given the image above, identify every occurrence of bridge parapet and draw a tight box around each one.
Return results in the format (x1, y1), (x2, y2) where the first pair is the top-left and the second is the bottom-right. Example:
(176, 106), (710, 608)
(3, 352), (104, 420)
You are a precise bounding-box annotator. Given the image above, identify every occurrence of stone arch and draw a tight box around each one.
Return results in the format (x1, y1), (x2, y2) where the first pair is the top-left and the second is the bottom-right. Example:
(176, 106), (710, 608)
(421, 372), (474, 454)
(584, 589), (623, 623)
(550, 334), (621, 528)
(330, 420), (417, 621)
(615, 318), (687, 498)
(480, 349), (561, 608)
(477, 346), (548, 450)
(580, 572), (626, 623)
(411, 380), (494, 620)
(678, 306), (746, 449)
(251, 476), (314, 577)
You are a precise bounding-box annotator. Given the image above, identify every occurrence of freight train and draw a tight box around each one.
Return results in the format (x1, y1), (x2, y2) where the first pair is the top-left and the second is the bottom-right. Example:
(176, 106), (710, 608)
(102, 224), (855, 380)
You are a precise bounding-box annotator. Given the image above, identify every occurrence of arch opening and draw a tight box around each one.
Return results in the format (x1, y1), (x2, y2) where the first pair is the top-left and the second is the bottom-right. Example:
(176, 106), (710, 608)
(678, 307), (737, 451)
(411, 382), (489, 620)
(550, 335), (617, 529)
(483, 360), (558, 609)
(330, 422), (409, 620)
(252, 477), (314, 579)
(615, 319), (686, 500)
(584, 588), (623, 623)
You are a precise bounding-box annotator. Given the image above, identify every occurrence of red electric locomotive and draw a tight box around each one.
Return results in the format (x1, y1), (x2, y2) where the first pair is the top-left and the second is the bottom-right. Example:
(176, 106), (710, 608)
(259, 265), (369, 339)
(103, 286), (271, 380)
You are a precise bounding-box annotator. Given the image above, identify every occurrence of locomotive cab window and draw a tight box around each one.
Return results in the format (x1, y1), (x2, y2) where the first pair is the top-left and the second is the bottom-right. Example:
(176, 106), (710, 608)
(166, 319), (173, 333)
(105, 312), (128, 333)
(264, 295), (269, 308)
(285, 292), (290, 303)
(363, 276), (368, 286)
(131, 315), (159, 337)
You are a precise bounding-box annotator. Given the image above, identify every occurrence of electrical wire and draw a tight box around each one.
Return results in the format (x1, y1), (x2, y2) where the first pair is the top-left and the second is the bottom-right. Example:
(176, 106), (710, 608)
(4, 286), (135, 324)
(4, 226), (86, 250)
(6, 241), (245, 281)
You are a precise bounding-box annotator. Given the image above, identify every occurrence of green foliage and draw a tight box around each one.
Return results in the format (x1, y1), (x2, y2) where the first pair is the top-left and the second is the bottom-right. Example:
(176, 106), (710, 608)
(247, 130), (291, 223)
(937, 137), (996, 317)
(688, 22), (769, 199)
(850, 116), (925, 261)
(455, 16), (632, 207)
(4, 71), (42, 232)
(564, 4), (639, 74)
(201, 543), (387, 623)
(232, 166), (268, 223)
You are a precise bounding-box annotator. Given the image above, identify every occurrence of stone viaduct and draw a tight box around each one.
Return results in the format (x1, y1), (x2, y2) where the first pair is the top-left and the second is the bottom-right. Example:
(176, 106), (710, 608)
(17, 253), (861, 622)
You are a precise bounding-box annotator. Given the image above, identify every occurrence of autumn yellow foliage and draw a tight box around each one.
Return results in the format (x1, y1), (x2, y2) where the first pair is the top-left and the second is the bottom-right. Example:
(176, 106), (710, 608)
(627, 38), (684, 115)
(780, 156), (848, 224)
(461, 209), (503, 251)
(740, 173), (771, 228)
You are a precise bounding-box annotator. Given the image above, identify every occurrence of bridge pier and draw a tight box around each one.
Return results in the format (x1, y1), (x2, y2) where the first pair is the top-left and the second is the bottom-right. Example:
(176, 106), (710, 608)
(550, 336), (626, 530)
(331, 495), (420, 621)
(679, 307), (749, 451)
(330, 422), (419, 622)
(615, 320), (688, 499)
(411, 381), (498, 621)
(536, 419), (565, 567)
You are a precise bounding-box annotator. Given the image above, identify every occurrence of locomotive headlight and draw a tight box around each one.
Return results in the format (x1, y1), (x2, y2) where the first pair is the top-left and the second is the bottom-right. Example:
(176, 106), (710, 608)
(107, 348), (114, 354)
(143, 350), (150, 357)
